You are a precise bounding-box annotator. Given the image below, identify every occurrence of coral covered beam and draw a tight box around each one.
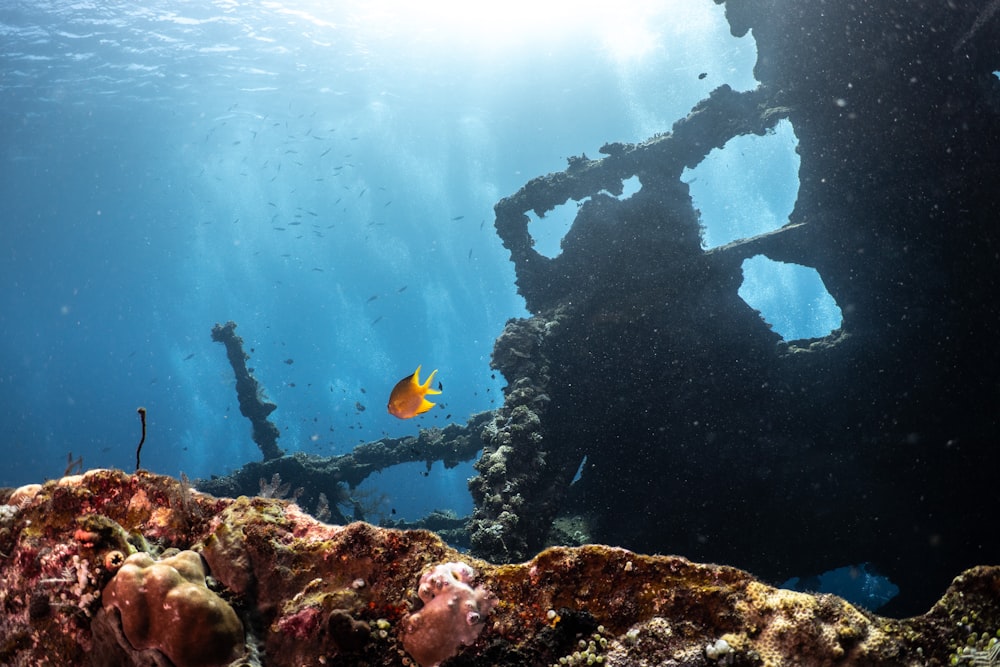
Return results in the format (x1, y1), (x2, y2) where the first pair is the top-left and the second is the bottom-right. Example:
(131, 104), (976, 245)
(211, 320), (284, 461)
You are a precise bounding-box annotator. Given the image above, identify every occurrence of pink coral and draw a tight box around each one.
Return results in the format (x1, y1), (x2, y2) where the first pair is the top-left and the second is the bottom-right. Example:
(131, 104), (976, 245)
(401, 562), (497, 667)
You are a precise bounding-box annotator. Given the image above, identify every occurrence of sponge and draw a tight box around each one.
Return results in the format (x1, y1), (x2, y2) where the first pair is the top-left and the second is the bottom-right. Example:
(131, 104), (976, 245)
(101, 550), (245, 667)
(401, 562), (497, 667)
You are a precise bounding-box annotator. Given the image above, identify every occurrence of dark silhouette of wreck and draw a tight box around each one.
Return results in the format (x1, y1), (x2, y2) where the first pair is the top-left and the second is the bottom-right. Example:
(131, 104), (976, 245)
(469, 1), (1000, 617)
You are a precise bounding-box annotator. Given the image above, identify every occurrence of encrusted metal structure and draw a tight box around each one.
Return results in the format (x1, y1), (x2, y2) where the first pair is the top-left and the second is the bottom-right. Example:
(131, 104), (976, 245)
(470, 1), (1000, 617)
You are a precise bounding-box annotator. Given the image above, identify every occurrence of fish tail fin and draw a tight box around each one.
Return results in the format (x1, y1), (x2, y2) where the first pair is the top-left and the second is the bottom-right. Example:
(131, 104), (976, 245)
(421, 368), (439, 391)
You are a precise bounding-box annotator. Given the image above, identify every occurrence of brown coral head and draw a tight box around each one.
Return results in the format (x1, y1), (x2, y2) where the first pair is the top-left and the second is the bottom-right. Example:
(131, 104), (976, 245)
(101, 550), (246, 667)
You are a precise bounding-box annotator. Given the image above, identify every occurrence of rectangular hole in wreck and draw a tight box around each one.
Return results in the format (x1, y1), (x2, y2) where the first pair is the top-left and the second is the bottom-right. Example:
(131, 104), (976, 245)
(738, 255), (843, 341)
(526, 175), (642, 258)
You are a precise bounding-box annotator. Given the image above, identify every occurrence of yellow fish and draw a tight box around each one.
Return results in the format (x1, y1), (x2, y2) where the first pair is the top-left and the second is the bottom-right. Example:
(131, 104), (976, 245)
(387, 365), (441, 419)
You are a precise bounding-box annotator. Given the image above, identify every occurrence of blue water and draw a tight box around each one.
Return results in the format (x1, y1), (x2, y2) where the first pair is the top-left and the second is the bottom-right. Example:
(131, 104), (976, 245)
(784, 563), (900, 613)
(1, 2), (841, 521)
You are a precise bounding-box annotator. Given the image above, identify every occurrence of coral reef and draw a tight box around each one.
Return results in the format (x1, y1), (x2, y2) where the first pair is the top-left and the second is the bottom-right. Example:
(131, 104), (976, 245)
(211, 320), (284, 462)
(1, 470), (999, 666)
(472, 0), (1000, 617)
